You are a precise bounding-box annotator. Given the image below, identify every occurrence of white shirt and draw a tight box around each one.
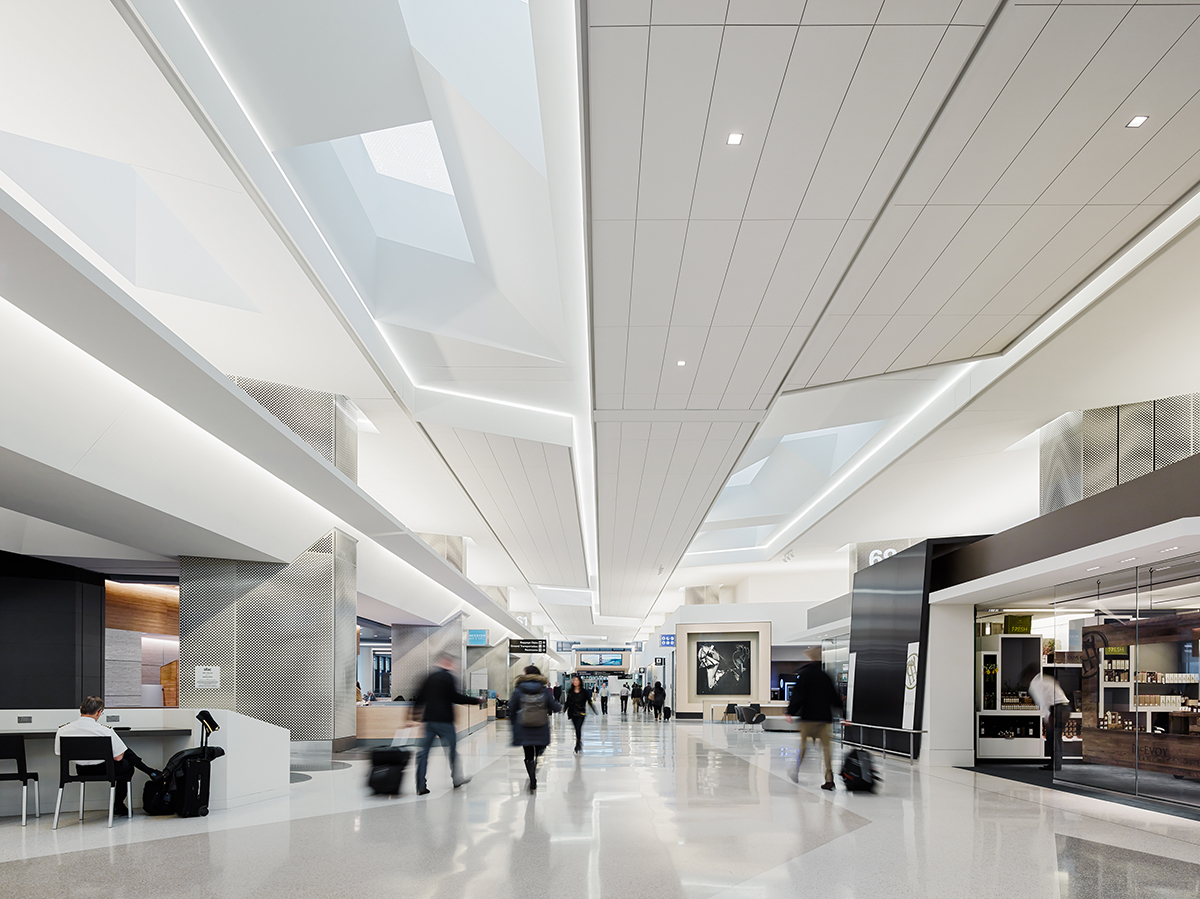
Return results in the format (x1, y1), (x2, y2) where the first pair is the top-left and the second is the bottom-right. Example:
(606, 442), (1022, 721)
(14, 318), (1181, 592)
(620, 686), (629, 697)
(55, 716), (127, 765)
(1028, 673), (1069, 718)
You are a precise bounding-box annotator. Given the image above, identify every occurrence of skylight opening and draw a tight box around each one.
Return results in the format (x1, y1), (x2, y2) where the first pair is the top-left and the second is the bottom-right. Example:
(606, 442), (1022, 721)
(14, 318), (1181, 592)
(361, 121), (454, 195)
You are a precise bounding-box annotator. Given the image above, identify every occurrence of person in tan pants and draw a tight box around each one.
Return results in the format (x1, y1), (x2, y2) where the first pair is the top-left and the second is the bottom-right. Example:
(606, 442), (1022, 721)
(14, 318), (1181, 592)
(786, 647), (845, 790)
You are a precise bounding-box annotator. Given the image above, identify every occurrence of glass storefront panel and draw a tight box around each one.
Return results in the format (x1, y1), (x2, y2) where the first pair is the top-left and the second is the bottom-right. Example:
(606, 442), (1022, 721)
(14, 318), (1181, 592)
(975, 554), (1200, 809)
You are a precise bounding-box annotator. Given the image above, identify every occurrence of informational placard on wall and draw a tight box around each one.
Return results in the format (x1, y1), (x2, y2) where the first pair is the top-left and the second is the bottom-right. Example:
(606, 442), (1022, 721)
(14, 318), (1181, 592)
(509, 639), (547, 654)
(195, 666), (220, 689)
(902, 641), (920, 730)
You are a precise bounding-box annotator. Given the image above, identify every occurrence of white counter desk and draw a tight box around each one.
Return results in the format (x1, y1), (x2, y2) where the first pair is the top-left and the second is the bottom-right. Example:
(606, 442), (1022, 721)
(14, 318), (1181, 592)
(0, 708), (289, 819)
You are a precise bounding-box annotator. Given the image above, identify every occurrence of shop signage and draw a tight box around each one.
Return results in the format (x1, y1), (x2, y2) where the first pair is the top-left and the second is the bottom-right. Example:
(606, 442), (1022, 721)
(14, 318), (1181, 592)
(195, 666), (220, 689)
(1104, 645), (1129, 657)
(654, 657), (666, 666)
(467, 629), (488, 647)
(660, 634), (675, 647)
(509, 639), (547, 654)
(1003, 615), (1032, 634)
(902, 642), (920, 730)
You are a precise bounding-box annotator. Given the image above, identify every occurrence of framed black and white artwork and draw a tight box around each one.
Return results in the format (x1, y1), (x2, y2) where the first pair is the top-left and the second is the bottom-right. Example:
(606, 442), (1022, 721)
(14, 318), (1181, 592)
(695, 640), (751, 695)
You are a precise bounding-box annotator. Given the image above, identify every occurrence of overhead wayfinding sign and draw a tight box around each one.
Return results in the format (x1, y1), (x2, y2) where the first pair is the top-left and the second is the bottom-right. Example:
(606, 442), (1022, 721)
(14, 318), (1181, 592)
(509, 639), (547, 654)
(660, 634), (675, 647)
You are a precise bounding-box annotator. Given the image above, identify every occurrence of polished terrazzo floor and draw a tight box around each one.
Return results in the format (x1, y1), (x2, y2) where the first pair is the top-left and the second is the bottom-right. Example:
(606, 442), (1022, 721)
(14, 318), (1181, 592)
(2, 713), (1199, 897)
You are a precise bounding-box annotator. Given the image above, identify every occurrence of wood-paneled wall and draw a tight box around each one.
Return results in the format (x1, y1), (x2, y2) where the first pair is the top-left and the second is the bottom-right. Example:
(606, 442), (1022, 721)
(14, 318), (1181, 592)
(105, 581), (180, 635)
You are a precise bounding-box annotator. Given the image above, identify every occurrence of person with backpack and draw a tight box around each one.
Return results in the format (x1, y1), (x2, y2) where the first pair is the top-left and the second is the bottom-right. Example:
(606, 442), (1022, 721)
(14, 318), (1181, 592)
(563, 674), (596, 753)
(786, 647), (845, 791)
(631, 681), (643, 713)
(650, 681), (665, 720)
(509, 665), (560, 791)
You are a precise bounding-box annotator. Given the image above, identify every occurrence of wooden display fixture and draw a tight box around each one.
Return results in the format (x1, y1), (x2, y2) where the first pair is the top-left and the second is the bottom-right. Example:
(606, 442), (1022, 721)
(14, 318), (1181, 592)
(161, 659), (179, 708)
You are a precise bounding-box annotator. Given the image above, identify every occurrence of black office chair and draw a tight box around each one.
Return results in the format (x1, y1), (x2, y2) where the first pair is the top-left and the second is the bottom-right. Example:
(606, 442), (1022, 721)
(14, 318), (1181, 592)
(54, 737), (131, 829)
(722, 703), (738, 724)
(0, 735), (39, 826)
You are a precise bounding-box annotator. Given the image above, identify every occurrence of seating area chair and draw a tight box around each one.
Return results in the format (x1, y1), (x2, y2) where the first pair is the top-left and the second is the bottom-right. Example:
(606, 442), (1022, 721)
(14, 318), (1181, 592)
(737, 706), (766, 731)
(54, 736), (131, 829)
(0, 735), (39, 826)
(721, 703), (738, 724)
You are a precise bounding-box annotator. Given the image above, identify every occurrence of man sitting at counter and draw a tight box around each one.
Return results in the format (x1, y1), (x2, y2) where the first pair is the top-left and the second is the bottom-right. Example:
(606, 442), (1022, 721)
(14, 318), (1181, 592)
(55, 696), (160, 816)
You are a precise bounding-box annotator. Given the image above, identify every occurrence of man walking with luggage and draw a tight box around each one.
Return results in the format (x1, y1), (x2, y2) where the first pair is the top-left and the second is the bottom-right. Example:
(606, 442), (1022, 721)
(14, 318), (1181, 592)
(413, 652), (480, 795)
(786, 648), (844, 791)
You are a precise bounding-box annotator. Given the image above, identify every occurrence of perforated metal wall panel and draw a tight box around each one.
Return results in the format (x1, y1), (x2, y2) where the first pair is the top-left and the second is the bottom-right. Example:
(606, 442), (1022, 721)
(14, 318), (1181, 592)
(1040, 412), (1082, 515)
(1118, 401), (1155, 484)
(685, 585), (720, 605)
(230, 376), (358, 483)
(1154, 394), (1194, 469)
(180, 531), (357, 741)
(1080, 407), (1118, 500)
(417, 534), (466, 573)
(390, 616), (465, 701)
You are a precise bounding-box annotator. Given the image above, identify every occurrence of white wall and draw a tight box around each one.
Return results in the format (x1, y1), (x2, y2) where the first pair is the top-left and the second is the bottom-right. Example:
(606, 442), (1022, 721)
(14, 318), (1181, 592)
(732, 568), (849, 607)
(921, 604), (976, 768)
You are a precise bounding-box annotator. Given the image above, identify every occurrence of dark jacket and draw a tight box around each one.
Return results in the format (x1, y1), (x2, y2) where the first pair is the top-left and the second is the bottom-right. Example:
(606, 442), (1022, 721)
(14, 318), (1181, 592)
(413, 667), (477, 723)
(509, 674), (561, 746)
(563, 686), (594, 719)
(650, 685), (665, 707)
(631, 684), (643, 699)
(786, 662), (844, 722)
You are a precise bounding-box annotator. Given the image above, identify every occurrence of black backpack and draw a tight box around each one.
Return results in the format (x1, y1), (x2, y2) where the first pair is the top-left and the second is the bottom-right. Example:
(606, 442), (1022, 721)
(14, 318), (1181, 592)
(518, 689), (549, 727)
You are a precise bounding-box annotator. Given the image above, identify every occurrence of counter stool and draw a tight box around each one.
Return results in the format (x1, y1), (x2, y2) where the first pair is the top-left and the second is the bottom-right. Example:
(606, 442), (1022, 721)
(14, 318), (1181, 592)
(54, 737), (130, 829)
(0, 735), (39, 826)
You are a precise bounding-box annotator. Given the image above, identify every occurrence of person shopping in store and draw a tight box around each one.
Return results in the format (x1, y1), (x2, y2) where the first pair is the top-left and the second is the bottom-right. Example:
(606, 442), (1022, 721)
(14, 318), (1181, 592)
(1027, 665), (1070, 772)
(563, 674), (596, 753)
(786, 647), (844, 790)
(508, 665), (561, 791)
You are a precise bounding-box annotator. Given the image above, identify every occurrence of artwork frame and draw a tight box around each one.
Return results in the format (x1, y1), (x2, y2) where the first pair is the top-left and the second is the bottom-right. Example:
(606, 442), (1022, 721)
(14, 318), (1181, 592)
(695, 640), (751, 695)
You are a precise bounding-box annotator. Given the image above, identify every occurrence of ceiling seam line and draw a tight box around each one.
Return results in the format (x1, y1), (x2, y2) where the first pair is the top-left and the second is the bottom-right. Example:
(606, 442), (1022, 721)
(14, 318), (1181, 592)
(768, 0), (1007, 396)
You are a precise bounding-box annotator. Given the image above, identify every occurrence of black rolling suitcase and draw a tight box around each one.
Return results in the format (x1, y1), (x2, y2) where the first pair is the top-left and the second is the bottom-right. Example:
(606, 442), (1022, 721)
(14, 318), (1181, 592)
(839, 747), (878, 793)
(663, 706), (672, 720)
(143, 746), (226, 816)
(367, 746), (410, 795)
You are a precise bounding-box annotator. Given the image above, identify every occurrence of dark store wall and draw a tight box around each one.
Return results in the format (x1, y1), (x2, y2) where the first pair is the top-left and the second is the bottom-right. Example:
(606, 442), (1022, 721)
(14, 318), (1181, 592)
(0, 551), (104, 708)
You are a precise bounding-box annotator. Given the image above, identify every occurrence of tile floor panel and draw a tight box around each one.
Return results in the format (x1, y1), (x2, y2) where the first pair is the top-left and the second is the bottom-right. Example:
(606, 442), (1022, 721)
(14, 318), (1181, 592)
(0, 715), (1198, 897)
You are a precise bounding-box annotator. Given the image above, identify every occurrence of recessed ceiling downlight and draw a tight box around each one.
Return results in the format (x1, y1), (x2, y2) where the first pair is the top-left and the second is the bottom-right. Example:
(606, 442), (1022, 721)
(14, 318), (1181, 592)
(1127, 115), (1149, 128)
(727, 132), (743, 145)
(677, 360), (686, 366)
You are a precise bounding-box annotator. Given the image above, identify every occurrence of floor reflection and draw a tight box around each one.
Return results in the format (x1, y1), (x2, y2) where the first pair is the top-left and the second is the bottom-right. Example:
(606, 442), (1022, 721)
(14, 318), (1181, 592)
(1057, 834), (1200, 899)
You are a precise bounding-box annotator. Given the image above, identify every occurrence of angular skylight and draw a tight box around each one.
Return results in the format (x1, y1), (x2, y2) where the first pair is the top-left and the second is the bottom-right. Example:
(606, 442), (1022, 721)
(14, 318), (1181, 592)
(726, 457), (767, 487)
(361, 121), (454, 195)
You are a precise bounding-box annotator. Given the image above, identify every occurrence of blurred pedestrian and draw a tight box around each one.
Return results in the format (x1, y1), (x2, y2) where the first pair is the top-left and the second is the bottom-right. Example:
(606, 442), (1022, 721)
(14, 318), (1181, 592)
(563, 674), (596, 753)
(413, 651), (480, 795)
(786, 647), (843, 791)
(509, 665), (561, 791)
(620, 682), (629, 714)
(651, 681), (665, 721)
(631, 681), (643, 713)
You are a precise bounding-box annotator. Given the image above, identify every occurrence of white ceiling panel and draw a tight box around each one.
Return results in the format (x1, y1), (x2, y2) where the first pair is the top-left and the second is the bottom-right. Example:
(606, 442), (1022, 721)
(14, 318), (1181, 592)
(587, 0), (651, 28)
(895, 204), (1028, 316)
(424, 424), (589, 589)
(977, 313), (1038, 356)
(753, 326), (811, 408)
(847, 315), (933, 380)
(1095, 91), (1200, 205)
(893, 5), (1054, 204)
(854, 205), (977, 316)
(986, 6), (1200, 206)
(591, 219), (636, 327)
(621, 326), (669, 409)
(629, 219), (688, 327)
(930, 6), (1126, 205)
(586, 25), (649, 221)
(656, 326), (708, 407)
(809, 315), (892, 386)
(689, 26), (796, 219)
(727, 0), (808, 26)
(801, 0), (884, 26)
(669, 219), (741, 327)
(687, 327), (752, 409)
(878, 0), (972, 25)
(798, 25), (948, 220)
(650, 0), (728, 26)
(781, 315), (849, 390)
(931, 313), (1013, 363)
(636, 26), (724, 219)
(888, 314), (972, 371)
(744, 25), (872, 220)
(593, 325), (628, 410)
(719, 326), (791, 409)
(710, 220), (792, 326)
(824, 205), (923, 316)
(754, 219), (847, 326)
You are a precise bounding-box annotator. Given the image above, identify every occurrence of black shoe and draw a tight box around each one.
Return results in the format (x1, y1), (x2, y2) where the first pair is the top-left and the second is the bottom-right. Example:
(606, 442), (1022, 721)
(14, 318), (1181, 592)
(114, 804), (130, 816)
(417, 788), (430, 796)
(574, 745), (581, 753)
(453, 777), (471, 789)
(1039, 765), (1054, 771)
(821, 781), (836, 791)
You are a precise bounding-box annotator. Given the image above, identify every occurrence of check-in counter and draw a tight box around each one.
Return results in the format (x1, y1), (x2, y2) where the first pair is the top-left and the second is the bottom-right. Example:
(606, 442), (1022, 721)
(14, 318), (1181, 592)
(356, 700), (495, 745)
(0, 707), (289, 819)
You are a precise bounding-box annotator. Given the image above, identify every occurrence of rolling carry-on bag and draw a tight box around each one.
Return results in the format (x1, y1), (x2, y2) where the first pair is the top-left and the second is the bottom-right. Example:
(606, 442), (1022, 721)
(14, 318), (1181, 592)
(367, 746), (410, 795)
(663, 706), (672, 720)
(840, 747), (878, 793)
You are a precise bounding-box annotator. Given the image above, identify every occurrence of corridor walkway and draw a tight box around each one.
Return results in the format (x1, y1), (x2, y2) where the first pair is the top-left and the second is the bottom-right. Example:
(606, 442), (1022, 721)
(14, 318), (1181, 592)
(1, 714), (1197, 898)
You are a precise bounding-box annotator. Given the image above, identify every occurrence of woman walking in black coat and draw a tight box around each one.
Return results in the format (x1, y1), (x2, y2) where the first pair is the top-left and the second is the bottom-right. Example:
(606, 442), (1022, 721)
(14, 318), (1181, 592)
(509, 666), (561, 791)
(650, 681), (666, 720)
(563, 674), (596, 753)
